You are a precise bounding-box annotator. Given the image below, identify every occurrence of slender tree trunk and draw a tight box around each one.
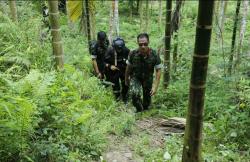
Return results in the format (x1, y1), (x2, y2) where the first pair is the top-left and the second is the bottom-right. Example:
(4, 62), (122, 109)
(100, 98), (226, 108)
(89, 0), (96, 40)
(182, 1), (214, 162)
(235, 0), (249, 68)
(85, 0), (91, 53)
(80, 1), (87, 36)
(9, 0), (18, 22)
(158, 0), (162, 30)
(218, 1), (227, 37)
(163, 0), (172, 87)
(129, 0), (133, 22)
(228, 0), (241, 75)
(136, 0), (139, 15)
(114, 0), (119, 37)
(108, 0), (115, 43)
(145, 0), (149, 32)
(48, 0), (64, 69)
(139, 0), (143, 32)
(215, 0), (220, 17)
(172, 0), (183, 73)
(173, 33), (178, 74)
(150, 0), (153, 15)
(216, 0), (227, 39)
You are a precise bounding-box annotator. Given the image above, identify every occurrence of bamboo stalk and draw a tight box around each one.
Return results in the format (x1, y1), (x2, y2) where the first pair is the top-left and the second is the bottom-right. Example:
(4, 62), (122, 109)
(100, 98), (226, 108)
(139, 0), (143, 32)
(182, 1), (214, 161)
(172, 0), (183, 73)
(85, 0), (91, 52)
(89, 0), (96, 40)
(108, 0), (115, 44)
(114, 0), (119, 36)
(228, 0), (241, 75)
(158, 0), (162, 30)
(163, 0), (172, 88)
(48, 0), (64, 69)
(235, 0), (249, 69)
(145, 0), (149, 32)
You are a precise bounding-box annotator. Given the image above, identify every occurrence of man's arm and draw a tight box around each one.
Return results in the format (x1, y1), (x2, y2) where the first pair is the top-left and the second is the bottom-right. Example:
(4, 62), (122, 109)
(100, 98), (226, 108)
(150, 68), (161, 96)
(92, 58), (102, 78)
(151, 50), (162, 96)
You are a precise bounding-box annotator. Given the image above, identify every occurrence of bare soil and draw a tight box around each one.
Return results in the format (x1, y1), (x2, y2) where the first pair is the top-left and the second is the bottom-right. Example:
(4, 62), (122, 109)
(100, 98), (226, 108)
(101, 117), (185, 162)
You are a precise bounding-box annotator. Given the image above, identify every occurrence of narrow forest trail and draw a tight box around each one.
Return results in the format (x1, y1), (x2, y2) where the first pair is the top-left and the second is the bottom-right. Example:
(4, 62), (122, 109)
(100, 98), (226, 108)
(101, 116), (186, 162)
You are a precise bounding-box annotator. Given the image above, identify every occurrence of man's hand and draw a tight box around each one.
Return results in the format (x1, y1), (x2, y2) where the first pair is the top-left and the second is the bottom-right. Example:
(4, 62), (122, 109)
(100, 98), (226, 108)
(150, 87), (157, 96)
(97, 73), (102, 79)
(110, 65), (119, 71)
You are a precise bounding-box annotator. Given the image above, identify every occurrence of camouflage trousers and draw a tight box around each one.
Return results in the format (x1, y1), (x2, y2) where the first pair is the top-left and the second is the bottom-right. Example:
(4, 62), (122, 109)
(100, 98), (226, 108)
(129, 77), (152, 112)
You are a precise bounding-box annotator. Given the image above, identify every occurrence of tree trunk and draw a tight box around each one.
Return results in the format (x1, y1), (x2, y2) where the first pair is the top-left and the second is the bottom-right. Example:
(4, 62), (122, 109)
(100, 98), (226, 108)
(114, 0), (119, 37)
(228, 0), (241, 75)
(108, 0), (115, 43)
(218, 1), (227, 37)
(80, 1), (87, 36)
(163, 0), (172, 88)
(48, 0), (64, 69)
(89, 0), (96, 40)
(214, 0), (220, 17)
(145, 0), (149, 32)
(182, 1), (214, 162)
(85, 0), (91, 53)
(136, 0), (139, 15)
(139, 0), (143, 32)
(172, 0), (183, 73)
(235, 0), (249, 68)
(173, 33), (178, 73)
(129, 0), (133, 21)
(158, 0), (162, 30)
(216, 0), (228, 39)
(9, 0), (18, 22)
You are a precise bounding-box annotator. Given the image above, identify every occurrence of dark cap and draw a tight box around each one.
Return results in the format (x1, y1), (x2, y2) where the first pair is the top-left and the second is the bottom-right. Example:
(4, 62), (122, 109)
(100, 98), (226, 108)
(97, 31), (107, 41)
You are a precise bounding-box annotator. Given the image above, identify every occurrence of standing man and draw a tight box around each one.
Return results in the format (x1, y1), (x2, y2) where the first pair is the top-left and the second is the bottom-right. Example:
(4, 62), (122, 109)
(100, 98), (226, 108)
(104, 37), (130, 102)
(125, 33), (162, 112)
(91, 31), (109, 79)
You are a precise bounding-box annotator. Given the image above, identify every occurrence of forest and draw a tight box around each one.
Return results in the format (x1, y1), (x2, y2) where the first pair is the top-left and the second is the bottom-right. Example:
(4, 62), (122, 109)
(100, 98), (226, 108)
(0, 0), (249, 162)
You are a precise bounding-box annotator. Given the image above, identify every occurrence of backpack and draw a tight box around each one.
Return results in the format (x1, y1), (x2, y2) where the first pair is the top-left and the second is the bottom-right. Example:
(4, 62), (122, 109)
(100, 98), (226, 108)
(88, 40), (97, 55)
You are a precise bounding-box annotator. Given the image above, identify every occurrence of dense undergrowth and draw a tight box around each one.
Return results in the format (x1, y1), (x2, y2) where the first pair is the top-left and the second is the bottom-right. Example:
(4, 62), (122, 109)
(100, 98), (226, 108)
(0, 1), (250, 161)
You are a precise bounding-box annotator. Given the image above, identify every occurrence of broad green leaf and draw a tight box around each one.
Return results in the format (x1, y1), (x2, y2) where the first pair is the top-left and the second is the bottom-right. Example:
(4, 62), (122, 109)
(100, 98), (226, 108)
(67, 1), (82, 22)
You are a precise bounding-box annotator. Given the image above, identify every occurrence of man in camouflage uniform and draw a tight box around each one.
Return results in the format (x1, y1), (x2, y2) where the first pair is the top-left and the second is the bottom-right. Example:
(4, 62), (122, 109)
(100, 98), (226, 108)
(125, 33), (162, 112)
(104, 37), (130, 102)
(91, 31), (109, 79)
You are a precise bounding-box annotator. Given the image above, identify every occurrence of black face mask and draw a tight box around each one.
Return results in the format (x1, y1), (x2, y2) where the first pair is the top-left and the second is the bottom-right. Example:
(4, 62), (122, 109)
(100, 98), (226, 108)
(115, 46), (123, 53)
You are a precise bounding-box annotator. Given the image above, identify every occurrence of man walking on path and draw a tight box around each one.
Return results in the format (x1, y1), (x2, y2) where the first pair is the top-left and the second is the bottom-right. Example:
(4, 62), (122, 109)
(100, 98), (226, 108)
(104, 37), (130, 102)
(90, 31), (109, 80)
(125, 33), (162, 112)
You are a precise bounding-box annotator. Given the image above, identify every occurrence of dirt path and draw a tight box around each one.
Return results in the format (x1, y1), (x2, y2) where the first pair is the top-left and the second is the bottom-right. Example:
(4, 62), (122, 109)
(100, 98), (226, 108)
(102, 117), (185, 162)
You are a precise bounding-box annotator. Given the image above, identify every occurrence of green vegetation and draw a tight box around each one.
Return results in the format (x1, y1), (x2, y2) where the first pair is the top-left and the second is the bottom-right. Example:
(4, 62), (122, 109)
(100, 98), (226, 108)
(0, 1), (249, 161)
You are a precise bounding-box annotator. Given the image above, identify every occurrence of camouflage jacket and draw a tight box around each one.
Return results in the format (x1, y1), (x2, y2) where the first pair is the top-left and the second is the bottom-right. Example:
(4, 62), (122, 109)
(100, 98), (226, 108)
(127, 48), (162, 83)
